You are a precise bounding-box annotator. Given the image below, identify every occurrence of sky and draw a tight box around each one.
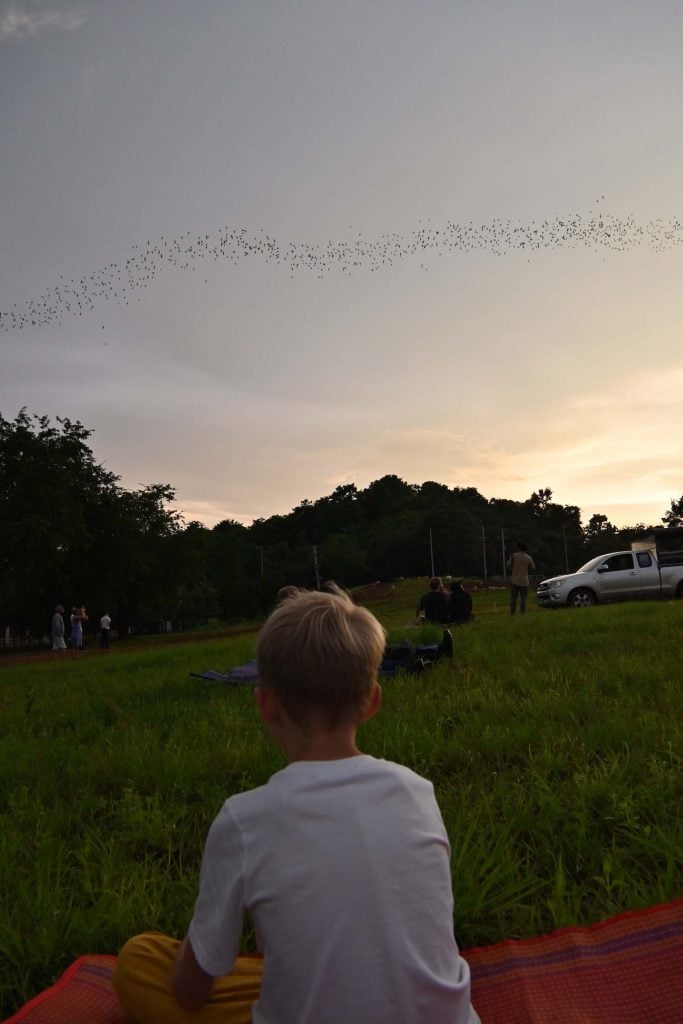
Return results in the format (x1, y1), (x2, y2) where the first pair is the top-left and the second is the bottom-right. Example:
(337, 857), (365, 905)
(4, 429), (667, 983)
(2, 0), (682, 531)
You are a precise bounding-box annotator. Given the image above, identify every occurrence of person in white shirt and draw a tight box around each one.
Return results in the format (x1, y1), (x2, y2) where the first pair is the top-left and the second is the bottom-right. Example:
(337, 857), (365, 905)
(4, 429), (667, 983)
(99, 612), (111, 650)
(113, 588), (480, 1024)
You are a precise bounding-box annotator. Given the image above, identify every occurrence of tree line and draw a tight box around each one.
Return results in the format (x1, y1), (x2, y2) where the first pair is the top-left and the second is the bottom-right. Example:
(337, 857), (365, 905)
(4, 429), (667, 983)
(2, 410), (682, 638)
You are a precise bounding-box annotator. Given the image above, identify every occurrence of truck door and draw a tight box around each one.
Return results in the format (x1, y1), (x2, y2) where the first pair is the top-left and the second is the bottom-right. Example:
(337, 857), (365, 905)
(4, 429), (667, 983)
(634, 550), (661, 596)
(595, 552), (642, 600)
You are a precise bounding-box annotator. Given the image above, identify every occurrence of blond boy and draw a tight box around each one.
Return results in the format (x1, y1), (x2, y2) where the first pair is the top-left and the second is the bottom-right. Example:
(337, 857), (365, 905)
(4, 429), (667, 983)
(113, 589), (479, 1024)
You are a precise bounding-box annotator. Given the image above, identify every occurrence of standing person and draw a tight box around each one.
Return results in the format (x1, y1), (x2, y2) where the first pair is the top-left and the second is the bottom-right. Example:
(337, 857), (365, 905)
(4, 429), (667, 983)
(69, 606), (88, 654)
(100, 611), (112, 649)
(416, 576), (452, 623)
(113, 588), (480, 1024)
(508, 542), (535, 615)
(51, 605), (66, 658)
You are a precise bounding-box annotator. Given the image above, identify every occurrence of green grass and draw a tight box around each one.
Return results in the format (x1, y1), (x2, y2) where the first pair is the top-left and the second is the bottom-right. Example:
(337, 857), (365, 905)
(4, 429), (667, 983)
(1, 585), (681, 1014)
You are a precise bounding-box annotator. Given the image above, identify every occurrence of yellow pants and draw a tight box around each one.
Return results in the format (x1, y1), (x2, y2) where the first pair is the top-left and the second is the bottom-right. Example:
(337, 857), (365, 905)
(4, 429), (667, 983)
(113, 932), (263, 1024)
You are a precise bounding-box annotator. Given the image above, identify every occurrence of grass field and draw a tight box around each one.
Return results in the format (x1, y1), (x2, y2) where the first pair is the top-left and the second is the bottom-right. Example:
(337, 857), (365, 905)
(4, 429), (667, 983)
(1, 580), (681, 1015)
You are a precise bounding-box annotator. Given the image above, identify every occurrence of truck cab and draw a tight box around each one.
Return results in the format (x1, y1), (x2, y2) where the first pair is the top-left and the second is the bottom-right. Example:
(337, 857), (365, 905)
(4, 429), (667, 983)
(595, 549), (662, 600)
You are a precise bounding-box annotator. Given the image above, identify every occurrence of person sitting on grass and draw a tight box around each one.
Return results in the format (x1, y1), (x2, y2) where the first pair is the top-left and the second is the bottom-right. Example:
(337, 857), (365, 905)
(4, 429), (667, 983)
(113, 588), (479, 1024)
(449, 581), (474, 625)
(415, 575), (452, 624)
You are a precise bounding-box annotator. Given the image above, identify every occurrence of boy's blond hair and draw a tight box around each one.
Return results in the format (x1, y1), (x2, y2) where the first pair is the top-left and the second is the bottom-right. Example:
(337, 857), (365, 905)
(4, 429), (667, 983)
(256, 588), (386, 729)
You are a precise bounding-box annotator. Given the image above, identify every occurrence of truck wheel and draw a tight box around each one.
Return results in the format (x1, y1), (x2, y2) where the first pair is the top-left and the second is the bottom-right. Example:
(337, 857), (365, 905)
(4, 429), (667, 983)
(568, 588), (596, 608)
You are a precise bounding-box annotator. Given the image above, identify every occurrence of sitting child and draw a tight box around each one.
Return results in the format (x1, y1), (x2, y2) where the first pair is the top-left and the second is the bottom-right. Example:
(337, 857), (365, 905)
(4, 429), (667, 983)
(113, 588), (480, 1024)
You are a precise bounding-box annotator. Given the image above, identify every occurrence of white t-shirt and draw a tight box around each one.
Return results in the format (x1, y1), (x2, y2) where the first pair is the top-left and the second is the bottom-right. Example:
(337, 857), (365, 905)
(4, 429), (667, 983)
(188, 755), (480, 1024)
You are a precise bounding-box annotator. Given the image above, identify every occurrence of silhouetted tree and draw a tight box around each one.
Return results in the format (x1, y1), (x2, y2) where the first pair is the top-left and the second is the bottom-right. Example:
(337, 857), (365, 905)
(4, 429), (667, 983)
(662, 496), (683, 528)
(0, 410), (180, 637)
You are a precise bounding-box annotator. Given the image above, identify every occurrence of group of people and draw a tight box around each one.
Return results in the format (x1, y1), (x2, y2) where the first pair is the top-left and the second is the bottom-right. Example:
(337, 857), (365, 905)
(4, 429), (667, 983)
(416, 541), (536, 621)
(51, 605), (111, 655)
(415, 576), (474, 625)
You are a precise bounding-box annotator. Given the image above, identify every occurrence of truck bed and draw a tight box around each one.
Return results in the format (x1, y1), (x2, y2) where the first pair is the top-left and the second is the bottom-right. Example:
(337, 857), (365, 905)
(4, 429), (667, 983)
(657, 549), (683, 567)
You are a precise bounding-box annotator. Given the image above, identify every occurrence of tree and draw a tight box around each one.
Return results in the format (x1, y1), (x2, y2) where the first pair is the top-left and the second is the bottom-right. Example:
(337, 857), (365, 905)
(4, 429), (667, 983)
(0, 410), (117, 633)
(528, 488), (553, 515)
(662, 496), (683, 528)
(584, 513), (615, 537)
(314, 484), (361, 535)
(0, 410), (180, 637)
(364, 510), (424, 579)
(155, 522), (219, 627)
(361, 475), (416, 521)
(582, 513), (619, 559)
(415, 485), (483, 577)
(320, 532), (367, 585)
(208, 519), (254, 620)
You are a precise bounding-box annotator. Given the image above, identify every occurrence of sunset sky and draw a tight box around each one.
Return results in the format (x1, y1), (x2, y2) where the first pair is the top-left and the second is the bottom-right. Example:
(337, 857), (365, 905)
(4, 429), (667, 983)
(2, 1), (682, 530)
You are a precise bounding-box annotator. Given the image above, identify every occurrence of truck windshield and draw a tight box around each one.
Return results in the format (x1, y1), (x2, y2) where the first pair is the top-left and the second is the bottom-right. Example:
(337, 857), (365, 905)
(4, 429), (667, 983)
(575, 556), (607, 574)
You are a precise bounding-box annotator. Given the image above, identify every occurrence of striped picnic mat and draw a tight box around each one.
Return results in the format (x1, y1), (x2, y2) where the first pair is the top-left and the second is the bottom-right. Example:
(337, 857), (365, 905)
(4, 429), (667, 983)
(465, 897), (683, 1024)
(5, 898), (682, 1023)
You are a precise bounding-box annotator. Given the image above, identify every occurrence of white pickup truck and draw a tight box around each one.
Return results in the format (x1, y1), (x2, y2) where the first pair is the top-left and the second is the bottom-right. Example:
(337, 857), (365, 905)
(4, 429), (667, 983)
(536, 544), (683, 608)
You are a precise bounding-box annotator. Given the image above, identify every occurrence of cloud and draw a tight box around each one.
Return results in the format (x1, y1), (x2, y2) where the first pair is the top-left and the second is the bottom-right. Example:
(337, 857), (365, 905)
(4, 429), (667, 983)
(0, 3), (86, 42)
(313, 427), (509, 496)
(172, 498), (237, 529)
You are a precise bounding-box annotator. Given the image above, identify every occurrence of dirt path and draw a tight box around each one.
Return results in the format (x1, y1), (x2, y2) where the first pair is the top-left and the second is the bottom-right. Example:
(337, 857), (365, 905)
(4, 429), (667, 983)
(0, 626), (258, 670)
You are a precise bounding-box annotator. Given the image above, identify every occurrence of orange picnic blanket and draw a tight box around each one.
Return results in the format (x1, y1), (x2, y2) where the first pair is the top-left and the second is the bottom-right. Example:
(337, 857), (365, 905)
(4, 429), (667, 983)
(5, 898), (683, 1024)
(464, 897), (683, 1024)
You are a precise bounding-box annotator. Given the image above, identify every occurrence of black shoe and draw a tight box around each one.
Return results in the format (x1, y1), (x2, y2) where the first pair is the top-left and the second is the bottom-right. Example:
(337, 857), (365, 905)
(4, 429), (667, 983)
(438, 629), (454, 660)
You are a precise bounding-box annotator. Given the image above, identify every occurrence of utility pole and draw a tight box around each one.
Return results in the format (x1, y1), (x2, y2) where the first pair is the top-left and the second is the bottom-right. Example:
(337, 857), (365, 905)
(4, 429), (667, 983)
(481, 525), (488, 578)
(312, 545), (321, 590)
(429, 528), (435, 577)
(562, 524), (569, 573)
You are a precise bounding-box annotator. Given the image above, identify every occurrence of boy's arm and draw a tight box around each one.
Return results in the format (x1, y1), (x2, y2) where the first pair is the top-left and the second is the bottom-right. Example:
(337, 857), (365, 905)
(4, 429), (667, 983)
(171, 935), (216, 1010)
